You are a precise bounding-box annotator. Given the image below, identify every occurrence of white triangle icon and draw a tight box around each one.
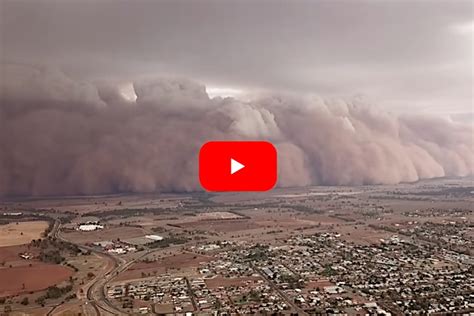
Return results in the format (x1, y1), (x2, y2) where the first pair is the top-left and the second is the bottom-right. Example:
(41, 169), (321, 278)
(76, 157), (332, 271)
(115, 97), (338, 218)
(231, 158), (245, 174)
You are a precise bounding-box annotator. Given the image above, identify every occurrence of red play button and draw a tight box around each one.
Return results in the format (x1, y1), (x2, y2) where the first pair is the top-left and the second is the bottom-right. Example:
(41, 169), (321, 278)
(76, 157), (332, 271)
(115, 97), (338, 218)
(199, 141), (277, 191)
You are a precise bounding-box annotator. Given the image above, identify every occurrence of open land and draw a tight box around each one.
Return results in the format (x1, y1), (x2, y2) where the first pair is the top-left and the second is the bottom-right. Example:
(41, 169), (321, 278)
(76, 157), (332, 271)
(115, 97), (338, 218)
(0, 264), (74, 297)
(0, 221), (49, 247)
(0, 178), (472, 315)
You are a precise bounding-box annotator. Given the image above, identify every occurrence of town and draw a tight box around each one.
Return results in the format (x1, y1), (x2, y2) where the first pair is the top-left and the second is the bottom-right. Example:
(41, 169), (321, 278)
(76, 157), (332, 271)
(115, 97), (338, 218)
(106, 232), (473, 315)
(1, 178), (471, 315)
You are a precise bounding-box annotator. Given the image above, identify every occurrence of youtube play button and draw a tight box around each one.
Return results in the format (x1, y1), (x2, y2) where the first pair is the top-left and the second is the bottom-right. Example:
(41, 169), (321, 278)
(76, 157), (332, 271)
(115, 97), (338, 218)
(231, 158), (245, 174)
(199, 141), (277, 191)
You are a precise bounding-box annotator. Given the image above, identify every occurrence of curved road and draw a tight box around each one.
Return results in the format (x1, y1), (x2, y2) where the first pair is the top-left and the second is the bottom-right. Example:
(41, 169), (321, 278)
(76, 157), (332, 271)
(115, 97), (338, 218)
(52, 220), (124, 315)
(51, 219), (154, 316)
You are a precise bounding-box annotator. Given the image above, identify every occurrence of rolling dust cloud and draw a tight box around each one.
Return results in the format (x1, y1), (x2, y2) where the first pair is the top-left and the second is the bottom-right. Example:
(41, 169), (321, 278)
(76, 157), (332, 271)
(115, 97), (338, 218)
(0, 64), (472, 196)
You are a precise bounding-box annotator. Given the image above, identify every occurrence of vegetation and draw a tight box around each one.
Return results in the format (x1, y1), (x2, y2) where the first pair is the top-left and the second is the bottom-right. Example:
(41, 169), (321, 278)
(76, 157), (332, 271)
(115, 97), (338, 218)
(321, 264), (337, 277)
(147, 235), (188, 248)
(246, 244), (271, 261)
(35, 284), (73, 306)
(41, 219), (55, 237)
(30, 237), (81, 264)
(279, 273), (302, 289)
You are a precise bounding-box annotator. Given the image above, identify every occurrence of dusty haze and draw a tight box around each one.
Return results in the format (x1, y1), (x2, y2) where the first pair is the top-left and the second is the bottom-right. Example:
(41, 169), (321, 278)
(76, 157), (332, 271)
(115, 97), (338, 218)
(0, 64), (472, 196)
(1, 0), (472, 115)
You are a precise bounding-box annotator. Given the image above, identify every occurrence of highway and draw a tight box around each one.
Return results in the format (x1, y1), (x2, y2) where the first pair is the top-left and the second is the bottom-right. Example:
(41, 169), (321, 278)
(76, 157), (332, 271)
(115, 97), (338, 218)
(50, 219), (155, 315)
(52, 220), (123, 315)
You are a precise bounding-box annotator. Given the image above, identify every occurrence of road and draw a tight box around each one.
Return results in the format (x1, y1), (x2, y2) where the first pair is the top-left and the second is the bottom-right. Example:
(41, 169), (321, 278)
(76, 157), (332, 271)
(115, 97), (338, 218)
(50, 219), (156, 315)
(52, 220), (124, 315)
(251, 263), (308, 315)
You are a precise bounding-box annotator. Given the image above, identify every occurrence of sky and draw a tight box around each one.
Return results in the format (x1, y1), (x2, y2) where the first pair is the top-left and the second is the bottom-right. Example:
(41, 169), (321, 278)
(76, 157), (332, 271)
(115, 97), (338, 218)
(1, 0), (473, 116)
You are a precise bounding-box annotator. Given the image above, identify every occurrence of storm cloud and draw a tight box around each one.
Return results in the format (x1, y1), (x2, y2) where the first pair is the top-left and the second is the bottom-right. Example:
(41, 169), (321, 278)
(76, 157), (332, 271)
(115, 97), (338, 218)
(0, 64), (472, 196)
(1, 0), (472, 115)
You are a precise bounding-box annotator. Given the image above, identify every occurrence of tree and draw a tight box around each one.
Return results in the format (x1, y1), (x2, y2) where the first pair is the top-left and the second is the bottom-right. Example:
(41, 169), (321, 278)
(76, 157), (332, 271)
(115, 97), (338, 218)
(20, 297), (29, 305)
(35, 296), (45, 306)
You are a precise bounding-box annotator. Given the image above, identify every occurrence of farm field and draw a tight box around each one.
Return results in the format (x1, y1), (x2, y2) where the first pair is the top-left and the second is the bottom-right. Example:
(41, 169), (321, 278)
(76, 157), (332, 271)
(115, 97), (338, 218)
(0, 264), (73, 297)
(117, 252), (215, 281)
(0, 244), (41, 267)
(60, 226), (146, 244)
(0, 221), (48, 247)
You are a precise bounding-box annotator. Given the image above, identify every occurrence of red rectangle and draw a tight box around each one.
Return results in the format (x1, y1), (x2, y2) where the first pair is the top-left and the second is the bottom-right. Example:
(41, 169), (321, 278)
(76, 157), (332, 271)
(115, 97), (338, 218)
(199, 141), (277, 192)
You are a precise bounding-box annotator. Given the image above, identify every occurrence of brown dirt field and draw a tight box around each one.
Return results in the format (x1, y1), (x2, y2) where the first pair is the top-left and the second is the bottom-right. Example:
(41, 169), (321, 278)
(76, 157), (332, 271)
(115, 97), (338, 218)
(49, 301), (85, 316)
(115, 266), (167, 281)
(196, 212), (244, 220)
(155, 303), (174, 314)
(204, 276), (262, 289)
(11, 306), (52, 315)
(61, 226), (146, 244)
(306, 279), (335, 289)
(254, 218), (317, 228)
(0, 264), (73, 297)
(177, 220), (259, 232)
(301, 214), (350, 225)
(0, 221), (48, 247)
(335, 225), (393, 245)
(117, 252), (214, 281)
(0, 244), (40, 263)
(134, 252), (214, 269)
